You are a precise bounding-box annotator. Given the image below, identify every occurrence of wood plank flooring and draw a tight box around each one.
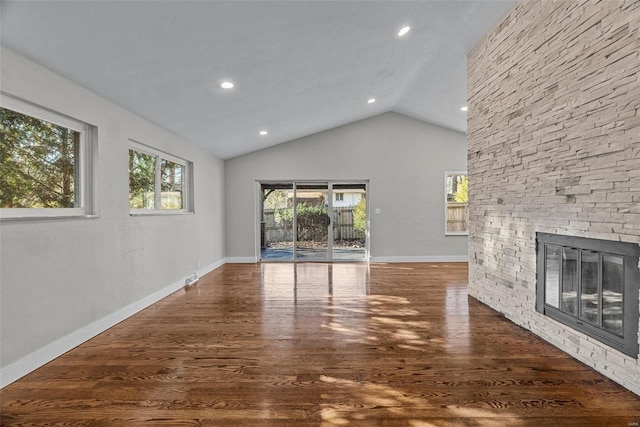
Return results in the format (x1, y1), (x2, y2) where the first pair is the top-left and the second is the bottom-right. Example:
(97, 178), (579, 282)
(2, 262), (639, 426)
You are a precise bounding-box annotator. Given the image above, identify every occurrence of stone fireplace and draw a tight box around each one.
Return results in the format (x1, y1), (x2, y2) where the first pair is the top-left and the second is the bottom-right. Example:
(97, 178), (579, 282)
(467, 0), (640, 395)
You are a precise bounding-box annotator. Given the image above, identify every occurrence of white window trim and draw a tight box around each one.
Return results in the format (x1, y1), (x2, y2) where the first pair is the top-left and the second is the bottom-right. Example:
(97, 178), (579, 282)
(0, 93), (98, 221)
(128, 139), (193, 216)
(444, 170), (468, 236)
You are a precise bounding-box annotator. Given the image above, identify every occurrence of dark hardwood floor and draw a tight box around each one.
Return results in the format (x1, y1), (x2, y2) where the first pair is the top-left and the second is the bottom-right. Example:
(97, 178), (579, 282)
(1, 262), (639, 426)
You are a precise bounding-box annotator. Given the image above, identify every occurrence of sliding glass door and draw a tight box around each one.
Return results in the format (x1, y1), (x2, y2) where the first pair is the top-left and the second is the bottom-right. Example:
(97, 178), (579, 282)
(331, 183), (367, 261)
(259, 181), (367, 261)
(260, 183), (294, 260)
(295, 183), (329, 260)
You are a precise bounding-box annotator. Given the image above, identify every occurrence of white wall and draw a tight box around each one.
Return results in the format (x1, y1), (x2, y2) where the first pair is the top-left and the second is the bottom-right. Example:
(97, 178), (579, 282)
(225, 112), (468, 262)
(0, 48), (226, 385)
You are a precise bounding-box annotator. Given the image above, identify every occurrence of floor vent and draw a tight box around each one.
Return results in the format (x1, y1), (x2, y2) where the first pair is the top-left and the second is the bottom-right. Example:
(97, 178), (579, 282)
(185, 273), (199, 287)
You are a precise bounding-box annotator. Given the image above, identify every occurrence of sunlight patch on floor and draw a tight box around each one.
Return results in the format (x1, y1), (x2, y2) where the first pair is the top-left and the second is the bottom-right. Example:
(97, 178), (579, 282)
(318, 375), (528, 426)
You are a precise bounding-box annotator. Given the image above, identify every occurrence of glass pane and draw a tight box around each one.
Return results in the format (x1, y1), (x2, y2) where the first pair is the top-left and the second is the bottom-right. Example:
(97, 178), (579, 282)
(445, 173), (468, 233)
(295, 183), (329, 260)
(580, 250), (599, 325)
(562, 247), (578, 316)
(261, 184), (294, 260)
(545, 245), (560, 308)
(1, 107), (78, 208)
(332, 183), (366, 261)
(160, 159), (183, 209)
(129, 150), (156, 209)
(602, 254), (624, 336)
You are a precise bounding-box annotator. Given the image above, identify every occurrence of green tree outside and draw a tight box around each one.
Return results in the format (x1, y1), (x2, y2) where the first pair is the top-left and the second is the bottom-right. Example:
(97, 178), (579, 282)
(1, 107), (78, 208)
(129, 149), (156, 209)
(353, 197), (366, 235)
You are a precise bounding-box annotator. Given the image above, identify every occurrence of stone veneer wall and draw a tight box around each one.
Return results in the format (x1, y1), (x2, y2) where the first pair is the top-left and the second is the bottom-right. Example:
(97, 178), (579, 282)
(467, 0), (639, 395)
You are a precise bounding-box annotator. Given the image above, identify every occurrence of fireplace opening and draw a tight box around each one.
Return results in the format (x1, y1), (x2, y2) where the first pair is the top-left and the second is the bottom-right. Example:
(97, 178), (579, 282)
(536, 233), (639, 358)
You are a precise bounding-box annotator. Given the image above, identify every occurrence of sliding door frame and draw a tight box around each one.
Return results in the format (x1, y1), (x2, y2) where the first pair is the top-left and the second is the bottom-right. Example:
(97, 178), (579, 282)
(256, 180), (369, 262)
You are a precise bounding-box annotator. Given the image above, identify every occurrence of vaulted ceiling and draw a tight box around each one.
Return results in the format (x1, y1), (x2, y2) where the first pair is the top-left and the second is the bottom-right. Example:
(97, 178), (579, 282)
(1, 1), (515, 159)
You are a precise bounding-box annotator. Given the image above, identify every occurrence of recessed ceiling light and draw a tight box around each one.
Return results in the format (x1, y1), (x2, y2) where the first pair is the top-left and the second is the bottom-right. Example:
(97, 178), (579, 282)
(221, 81), (234, 89)
(460, 106), (468, 112)
(259, 130), (268, 136)
(367, 98), (376, 104)
(398, 26), (411, 37)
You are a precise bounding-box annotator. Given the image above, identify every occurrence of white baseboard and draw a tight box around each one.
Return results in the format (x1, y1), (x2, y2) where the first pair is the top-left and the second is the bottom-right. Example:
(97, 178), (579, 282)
(370, 255), (469, 263)
(0, 258), (226, 388)
(197, 259), (225, 277)
(224, 256), (258, 263)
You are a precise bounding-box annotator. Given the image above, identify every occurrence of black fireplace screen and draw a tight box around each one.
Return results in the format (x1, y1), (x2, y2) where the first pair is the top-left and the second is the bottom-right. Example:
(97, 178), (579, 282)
(536, 232), (639, 358)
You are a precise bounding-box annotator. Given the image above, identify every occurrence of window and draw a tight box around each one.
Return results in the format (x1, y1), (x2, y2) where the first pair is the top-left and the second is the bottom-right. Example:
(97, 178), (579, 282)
(128, 140), (192, 214)
(536, 233), (640, 358)
(445, 171), (468, 235)
(335, 192), (344, 201)
(0, 94), (96, 219)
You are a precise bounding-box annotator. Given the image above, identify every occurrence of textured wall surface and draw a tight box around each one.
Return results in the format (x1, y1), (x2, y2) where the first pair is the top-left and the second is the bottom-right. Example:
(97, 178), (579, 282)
(467, 0), (639, 394)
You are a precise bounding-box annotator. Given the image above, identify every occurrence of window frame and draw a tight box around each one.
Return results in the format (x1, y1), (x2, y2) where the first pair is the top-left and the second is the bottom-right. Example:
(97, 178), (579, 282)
(0, 93), (98, 220)
(128, 139), (193, 215)
(444, 171), (469, 236)
(536, 232), (640, 358)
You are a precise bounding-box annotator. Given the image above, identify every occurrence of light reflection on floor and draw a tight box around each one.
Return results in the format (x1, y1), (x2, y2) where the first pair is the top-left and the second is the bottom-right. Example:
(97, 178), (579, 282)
(259, 263), (371, 354)
(445, 284), (471, 349)
(261, 262), (370, 301)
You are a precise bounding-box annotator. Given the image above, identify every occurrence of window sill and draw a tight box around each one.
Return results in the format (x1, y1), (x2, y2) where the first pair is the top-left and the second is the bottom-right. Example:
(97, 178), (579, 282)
(129, 211), (194, 217)
(0, 214), (100, 222)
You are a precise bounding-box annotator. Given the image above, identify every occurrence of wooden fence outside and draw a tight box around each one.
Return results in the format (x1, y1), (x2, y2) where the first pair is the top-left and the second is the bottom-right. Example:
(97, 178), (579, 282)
(263, 207), (364, 245)
(446, 203), (469, 233)
(333, 208), (364, 240)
